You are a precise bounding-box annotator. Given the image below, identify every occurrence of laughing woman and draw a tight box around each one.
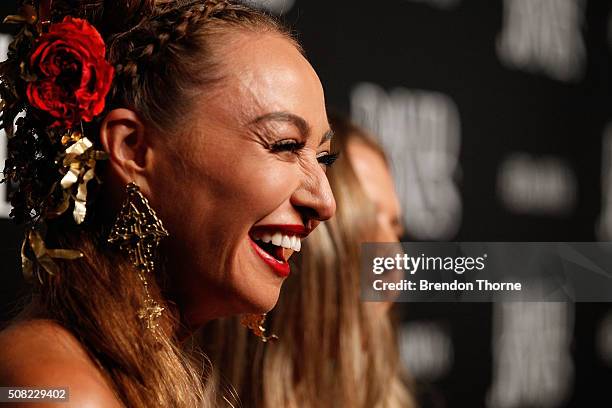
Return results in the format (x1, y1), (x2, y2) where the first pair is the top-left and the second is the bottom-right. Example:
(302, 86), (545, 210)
(0, 1), (335, 407)
(202, 114), (416, 408)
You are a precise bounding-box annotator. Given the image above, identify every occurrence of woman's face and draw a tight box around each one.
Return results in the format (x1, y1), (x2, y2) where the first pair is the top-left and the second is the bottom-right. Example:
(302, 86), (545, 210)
(347, 139), (403, 311)
(150, 33), (336, 325)
(347, 140), (403, 242)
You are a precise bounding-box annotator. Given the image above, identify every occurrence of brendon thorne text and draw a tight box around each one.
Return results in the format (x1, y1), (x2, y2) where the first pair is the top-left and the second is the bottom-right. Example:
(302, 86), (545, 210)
(373, 279), (522, 292)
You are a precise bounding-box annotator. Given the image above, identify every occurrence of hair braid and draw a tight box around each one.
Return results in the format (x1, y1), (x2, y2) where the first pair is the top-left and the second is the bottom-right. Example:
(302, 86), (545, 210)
(113, 0), (231, 65)
(105, 0), (284, 132)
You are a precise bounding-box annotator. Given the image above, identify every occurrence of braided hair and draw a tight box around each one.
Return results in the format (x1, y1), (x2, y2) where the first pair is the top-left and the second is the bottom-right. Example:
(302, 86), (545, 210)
(50, 0), (292, 133)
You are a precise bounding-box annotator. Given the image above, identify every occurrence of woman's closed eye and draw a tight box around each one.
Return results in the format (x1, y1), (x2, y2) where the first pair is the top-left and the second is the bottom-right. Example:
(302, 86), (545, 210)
(270, 139), (339, 169)
(270, 139), (306, 154)
(317, 151), (340, 168)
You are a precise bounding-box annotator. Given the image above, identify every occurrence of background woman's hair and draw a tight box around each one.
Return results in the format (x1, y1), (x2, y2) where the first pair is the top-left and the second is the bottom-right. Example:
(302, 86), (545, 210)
(10, 0), (295, 406)
(201, 113), (416, 408)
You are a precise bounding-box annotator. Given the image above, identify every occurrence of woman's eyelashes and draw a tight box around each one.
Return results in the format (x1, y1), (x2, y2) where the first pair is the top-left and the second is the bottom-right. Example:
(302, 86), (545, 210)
(270, 139), (306, 154)
(317, 151), (340, 168)
(269, 138), (339, 168)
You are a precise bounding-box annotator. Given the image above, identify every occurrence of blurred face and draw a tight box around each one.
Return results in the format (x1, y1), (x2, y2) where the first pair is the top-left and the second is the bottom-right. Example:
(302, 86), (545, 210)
(150, 33), (336, 327)
(347, 140), (403, 242)
(347, 139), (403, 311)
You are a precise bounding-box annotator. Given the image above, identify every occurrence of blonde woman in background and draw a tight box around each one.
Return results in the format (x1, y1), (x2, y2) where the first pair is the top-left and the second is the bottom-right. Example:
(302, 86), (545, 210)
(202, 113), (416, 408)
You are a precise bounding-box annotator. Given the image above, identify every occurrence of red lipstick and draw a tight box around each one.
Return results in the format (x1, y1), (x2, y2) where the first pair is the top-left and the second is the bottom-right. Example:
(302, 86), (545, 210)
(249, 237), (290, 277)
(248, 224), (310, 278)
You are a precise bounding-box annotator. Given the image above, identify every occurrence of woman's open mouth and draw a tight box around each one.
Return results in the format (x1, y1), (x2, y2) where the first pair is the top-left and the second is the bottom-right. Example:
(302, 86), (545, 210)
(248, 225), (305, 277)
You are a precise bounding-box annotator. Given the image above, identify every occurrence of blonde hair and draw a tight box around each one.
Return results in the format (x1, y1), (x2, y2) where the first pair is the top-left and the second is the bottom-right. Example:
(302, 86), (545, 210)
(202, 113), (416, 407)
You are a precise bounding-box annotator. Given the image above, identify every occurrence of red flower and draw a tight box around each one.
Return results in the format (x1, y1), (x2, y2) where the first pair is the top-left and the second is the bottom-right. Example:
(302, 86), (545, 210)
(26, 16), (114, 129)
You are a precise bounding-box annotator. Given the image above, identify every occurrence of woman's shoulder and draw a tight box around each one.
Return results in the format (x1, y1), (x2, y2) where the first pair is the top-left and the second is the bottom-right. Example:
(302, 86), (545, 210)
(0, 319), (122, 407)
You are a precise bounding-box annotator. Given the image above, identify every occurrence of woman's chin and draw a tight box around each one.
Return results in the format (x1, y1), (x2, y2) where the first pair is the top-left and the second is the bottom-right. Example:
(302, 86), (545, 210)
(230, 250), (287, 314)
(233, 280), (283, 316)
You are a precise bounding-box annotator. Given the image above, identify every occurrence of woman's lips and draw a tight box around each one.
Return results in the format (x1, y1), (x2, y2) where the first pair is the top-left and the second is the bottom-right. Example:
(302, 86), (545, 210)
(249, 237), (291, 277)
(248, 224), (310, 278)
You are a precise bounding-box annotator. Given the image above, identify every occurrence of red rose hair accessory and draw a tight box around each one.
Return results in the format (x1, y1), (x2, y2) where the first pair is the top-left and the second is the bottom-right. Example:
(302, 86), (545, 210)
(0, 4), (115, 283)
(26, 16), (114, 129)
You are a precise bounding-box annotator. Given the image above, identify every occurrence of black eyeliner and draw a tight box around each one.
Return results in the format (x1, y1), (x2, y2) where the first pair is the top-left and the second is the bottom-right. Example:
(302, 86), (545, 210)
(270, 140), (306, 153)
(318, 152), (340, 167)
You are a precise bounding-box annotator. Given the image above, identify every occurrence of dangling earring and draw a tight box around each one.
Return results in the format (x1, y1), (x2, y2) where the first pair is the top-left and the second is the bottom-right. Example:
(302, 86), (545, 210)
(241, 313), (278, 342)
(108, 182), (169, 333)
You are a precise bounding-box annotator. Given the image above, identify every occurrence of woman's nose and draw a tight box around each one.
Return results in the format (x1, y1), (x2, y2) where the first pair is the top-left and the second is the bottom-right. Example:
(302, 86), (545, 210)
(290, 167), (336, 222)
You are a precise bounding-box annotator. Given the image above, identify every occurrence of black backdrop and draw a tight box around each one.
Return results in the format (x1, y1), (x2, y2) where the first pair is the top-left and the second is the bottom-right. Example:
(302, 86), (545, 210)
(1, 1), (612, 407)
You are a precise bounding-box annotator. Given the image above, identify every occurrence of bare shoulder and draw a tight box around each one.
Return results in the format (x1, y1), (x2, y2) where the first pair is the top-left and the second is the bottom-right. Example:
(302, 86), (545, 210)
(0, 319), (123, 407)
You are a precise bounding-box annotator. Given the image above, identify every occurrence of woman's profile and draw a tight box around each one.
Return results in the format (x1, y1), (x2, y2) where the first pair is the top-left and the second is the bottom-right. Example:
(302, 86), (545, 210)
(0, 0), (336, 406)
(203, 114), (416, 407)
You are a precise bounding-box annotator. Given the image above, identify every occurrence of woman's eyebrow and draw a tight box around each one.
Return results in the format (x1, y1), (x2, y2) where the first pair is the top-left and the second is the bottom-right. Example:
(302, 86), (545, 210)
(250, 112), (332, 146)
(250, 111), (310, 137)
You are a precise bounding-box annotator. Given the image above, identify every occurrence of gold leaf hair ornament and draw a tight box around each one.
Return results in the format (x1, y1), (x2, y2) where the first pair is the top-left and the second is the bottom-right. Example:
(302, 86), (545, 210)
(59, 132), (108, 224)
(3, 4), (38, 26)
(21, 229), (83, 284)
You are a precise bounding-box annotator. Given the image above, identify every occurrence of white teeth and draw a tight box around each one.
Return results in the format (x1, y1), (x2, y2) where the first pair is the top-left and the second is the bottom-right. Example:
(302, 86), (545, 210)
(254, 231), (302, 252)
(290, 236), (302, 252)
(281, 235), (292, 249)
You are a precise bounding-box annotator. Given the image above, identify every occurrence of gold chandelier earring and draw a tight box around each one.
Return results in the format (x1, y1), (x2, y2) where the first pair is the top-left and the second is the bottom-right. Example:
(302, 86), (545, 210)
(108, 182), (169, 333)
(241, 313), (278, 343)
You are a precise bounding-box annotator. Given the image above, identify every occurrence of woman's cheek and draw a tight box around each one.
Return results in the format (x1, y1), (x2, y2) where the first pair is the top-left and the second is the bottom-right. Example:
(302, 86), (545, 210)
(239, 161), (300, 215)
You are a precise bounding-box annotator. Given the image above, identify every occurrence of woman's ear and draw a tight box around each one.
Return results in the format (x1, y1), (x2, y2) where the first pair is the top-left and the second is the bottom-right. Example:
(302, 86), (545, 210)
(99, 108), (151, 187)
